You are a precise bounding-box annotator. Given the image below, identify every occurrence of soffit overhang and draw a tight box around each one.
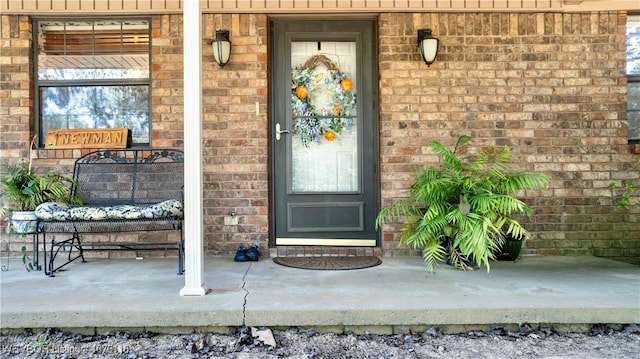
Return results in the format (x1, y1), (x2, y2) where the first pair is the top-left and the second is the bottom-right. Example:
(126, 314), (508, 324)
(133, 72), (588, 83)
(2, 0), (639, 15)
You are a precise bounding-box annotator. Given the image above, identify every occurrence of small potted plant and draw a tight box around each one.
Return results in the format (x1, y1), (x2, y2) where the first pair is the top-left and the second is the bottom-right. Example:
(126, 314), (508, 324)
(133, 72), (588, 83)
(376, 135), (549, 273)
(1, 162), (82, 234)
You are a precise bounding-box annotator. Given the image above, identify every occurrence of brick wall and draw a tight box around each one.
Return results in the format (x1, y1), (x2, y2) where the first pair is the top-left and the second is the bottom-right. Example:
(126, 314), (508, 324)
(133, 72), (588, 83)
(1, 11), (638, 264)
(378, 12), (640, 263)
(0, 16), (32, 166)
(0, 15), (34, 256)
(200, 13), (270, 255)
(141, 13), (271, 256)
(151, 15), (185, 150)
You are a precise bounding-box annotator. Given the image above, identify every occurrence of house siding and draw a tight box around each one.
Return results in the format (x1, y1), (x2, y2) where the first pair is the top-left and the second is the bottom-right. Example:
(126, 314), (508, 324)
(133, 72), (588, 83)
(1, 11), (638, 264)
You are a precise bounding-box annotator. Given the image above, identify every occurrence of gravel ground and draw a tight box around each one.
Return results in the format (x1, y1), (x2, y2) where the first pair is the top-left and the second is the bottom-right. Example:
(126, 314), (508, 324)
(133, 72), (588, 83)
(1, 324), (639, 358)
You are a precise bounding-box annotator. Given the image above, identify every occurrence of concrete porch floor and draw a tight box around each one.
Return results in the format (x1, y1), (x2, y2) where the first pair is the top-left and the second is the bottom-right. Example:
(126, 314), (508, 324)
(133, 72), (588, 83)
(1, 255), (639, 334)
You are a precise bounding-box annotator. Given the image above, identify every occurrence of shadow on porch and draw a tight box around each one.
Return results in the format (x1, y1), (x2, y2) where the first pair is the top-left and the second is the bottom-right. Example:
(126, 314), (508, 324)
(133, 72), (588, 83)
(1, 256), (638, 334)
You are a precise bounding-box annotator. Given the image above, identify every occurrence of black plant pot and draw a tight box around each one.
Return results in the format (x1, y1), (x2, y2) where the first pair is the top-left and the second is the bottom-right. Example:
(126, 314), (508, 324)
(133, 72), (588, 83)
(446, 249), (480, 269)
(446, 255), (478, 269)
(443, 238), (478, 269)
(496, 239), (523, 261)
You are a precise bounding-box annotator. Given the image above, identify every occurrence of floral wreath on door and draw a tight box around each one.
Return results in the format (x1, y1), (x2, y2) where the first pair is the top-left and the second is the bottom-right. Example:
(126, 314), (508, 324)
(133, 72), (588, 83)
(291, 54), (357, 147)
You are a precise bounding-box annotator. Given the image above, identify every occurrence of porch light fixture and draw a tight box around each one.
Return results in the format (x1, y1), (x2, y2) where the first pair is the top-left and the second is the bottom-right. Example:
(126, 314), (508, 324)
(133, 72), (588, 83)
(212, 29), (231, 68)
(417, 28), (439, 67)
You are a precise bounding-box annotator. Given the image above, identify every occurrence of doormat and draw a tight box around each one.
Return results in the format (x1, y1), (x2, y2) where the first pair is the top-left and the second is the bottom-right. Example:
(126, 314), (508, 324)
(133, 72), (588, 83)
(273, 256), (382, 270)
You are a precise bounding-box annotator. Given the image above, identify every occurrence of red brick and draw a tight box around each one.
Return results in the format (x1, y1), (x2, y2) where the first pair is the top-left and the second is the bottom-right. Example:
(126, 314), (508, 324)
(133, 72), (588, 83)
(1, 12), (638, 263)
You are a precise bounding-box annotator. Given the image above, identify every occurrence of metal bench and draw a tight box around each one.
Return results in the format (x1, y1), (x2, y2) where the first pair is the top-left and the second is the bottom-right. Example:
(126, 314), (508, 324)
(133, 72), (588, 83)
(37, 149), (184, 277)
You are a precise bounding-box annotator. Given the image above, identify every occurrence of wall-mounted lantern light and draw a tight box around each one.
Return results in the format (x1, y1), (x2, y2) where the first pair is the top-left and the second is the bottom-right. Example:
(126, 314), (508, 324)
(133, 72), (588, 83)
(417, 28), (439, 67)
(212, 29), (231, 68)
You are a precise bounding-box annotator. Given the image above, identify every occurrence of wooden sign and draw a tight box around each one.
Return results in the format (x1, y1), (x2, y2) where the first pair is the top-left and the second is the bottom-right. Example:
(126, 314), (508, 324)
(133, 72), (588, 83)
(45, 128), (129, 149)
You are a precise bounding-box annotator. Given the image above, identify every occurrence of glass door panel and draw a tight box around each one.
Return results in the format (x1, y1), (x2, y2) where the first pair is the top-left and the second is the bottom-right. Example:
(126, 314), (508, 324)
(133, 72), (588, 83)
(290, 41), (359, 193)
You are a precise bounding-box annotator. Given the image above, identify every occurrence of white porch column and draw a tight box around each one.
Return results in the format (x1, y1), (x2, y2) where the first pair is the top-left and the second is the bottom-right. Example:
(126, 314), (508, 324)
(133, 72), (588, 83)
(180, 0), (207, 296)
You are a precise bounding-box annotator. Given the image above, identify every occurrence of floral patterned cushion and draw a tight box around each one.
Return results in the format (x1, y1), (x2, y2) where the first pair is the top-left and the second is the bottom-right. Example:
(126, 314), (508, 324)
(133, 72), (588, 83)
(35, 199), (183, 221)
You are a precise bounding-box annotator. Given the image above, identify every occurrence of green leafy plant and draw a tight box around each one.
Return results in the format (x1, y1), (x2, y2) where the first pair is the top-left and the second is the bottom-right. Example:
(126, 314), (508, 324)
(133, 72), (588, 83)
(376, 135), (549, 273)
(1, 136), (81, 212)
(1, 164), (81, 271)
(34, 337), (48, 349)
(1, 164), (82, 270)
(608, 181), (635, 209)
(0, 207), (33, 271)
(0, 167), (82, 271)
(1, 137), (82, 271)
(21, 243), (34, 271)
(0, 162), (82, 211)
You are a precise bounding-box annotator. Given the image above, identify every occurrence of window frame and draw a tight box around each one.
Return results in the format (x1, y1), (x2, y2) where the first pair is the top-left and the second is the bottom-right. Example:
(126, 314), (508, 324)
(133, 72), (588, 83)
(33, 17), (152, 148)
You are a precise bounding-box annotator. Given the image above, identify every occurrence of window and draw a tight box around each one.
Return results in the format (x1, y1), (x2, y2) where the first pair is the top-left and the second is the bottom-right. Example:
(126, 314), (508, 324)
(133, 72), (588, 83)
(627, 15), (640, 143)
(35, 19), (151, 146)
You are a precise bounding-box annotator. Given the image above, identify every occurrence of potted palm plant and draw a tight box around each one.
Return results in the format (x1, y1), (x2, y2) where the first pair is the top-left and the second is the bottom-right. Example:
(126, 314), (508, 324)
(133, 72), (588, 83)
(1, 162), (81, 234)
(376, 135), (549, 273)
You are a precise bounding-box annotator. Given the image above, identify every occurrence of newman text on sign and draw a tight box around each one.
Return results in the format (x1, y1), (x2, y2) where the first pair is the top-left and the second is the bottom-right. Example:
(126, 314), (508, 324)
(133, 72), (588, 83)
(46, 128), (129, 149)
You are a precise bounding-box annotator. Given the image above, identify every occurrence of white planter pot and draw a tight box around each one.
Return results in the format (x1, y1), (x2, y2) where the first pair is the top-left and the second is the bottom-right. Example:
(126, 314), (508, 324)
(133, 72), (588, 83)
(11, 211), (38, 234)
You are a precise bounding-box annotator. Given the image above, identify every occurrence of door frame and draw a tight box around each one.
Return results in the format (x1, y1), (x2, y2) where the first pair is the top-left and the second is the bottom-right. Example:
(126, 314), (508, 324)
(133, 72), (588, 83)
(268, 17), (380, 248)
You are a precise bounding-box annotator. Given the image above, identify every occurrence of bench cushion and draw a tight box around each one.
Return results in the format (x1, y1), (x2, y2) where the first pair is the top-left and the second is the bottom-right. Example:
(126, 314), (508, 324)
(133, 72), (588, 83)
(35, 199), (183, 221)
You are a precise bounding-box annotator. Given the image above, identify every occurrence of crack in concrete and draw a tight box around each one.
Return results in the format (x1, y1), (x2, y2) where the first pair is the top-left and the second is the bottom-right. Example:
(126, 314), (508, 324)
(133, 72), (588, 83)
(240, 263), (251, 326)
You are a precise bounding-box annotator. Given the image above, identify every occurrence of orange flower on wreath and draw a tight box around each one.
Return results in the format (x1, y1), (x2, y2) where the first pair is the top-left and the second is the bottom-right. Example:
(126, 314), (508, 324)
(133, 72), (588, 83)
(340, 78), (353, 91)
(295, 85), (308, 99)
(333, 104), (342, 115)
(324, 131), (336, 141)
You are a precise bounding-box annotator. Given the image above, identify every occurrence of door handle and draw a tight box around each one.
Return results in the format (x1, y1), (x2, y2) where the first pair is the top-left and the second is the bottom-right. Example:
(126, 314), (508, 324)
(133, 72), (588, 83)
(275, 123), (289, 141)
